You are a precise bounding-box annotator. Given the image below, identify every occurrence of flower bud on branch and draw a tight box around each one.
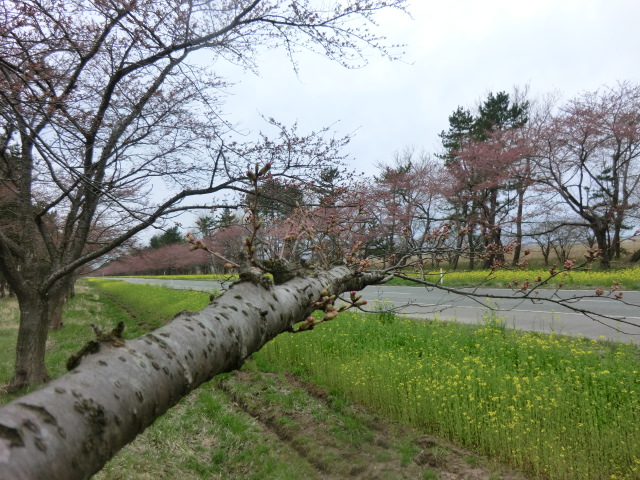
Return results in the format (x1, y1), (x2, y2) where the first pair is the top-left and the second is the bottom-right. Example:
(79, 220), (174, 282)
(258, 162), (272, 176)
(323, 311), (339, 321)
(185, 232), (240, 268)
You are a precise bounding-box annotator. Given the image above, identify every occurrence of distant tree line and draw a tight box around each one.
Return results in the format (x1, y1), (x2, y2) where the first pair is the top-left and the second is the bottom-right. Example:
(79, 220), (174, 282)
(97, 83), (640, 277)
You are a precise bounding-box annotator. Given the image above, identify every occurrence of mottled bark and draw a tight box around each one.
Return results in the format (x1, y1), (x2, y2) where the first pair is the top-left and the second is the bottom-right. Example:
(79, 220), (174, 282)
(0, 266), (385, 480)
(48, 280), (74, 331)
(11, 294), (51, 389)
(593, 226), (611, 269)
(8, 280), (71, 390)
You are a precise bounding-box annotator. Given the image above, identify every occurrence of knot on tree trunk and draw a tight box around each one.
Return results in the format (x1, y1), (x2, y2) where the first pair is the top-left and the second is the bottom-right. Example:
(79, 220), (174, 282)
(66, 322), (126, 371)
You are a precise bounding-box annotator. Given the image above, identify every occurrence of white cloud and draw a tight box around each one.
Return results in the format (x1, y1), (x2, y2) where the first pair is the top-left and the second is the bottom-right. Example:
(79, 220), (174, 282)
(213, 0), (640, 172)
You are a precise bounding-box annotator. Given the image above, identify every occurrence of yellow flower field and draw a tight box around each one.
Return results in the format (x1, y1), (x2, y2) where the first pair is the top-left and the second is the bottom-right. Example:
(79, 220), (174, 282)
(258, 312), (640, 479)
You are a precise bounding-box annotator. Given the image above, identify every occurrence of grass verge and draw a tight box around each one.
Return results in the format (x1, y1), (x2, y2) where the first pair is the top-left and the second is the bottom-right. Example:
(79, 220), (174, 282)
(2, 278), (638, 478)
(0, 280), (520, 479)
(258, 310), (640, 479)
(89, 279), (640, 478)
(112, 266), (640, 290)
(385, 266), (640, 289)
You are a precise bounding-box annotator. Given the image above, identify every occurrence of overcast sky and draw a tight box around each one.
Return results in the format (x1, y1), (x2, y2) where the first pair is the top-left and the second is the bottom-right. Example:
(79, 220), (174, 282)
(216, 0), (640, 174)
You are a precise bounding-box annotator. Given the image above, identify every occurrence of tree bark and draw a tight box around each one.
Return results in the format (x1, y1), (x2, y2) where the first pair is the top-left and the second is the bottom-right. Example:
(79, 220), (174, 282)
(48, 280), (74, 331)
(0, 266), (385, 480)
(8, 277), (72, 390)
(511, 184), (525, 266)
(482, 188), (504, 269)
(10, 294), (51, 390)
(467, 228), (476, 270)
(593, 226), (611, 269)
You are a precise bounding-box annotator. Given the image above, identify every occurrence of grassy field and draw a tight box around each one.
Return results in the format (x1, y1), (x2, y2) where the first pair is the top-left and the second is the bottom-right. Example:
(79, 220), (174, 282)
(0, 281), (521, 480)
(385, 266), (640, 289)
(258, 312), (640, 479)
(107, 273), (238, 282)
(1, 277), (639, 479)
(112, 265), (640, 290)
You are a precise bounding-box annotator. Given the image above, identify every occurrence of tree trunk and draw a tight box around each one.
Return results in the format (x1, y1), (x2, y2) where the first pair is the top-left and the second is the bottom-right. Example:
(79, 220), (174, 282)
(612, 214), (624, 260)
(48, 280), (73, 331)
(467, 228), (475, 270)
(482, 188), (504, 269)
(593, 225), (611, 269)
(49, 297), (66, 330)
(0, 266), (385, 480)
(542, 245), (550, 266)
(451, 231), (463, 270)
(10, 294), (51, 391)
(511, 185), (525, 265)
(9, 279), (71, 390)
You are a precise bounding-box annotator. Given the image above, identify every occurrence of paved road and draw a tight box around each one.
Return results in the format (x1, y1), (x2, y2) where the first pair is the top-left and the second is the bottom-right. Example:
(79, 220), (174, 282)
(105, 277), (640, 343)
(358, 285), (640, 343)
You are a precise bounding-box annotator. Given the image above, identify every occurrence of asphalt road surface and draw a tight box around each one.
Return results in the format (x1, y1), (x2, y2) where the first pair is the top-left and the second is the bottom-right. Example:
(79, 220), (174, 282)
(105, 277), (640, 343)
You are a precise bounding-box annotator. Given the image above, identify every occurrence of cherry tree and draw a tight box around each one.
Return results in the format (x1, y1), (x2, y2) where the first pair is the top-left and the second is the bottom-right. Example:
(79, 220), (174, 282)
(95, 242), (215, 276)
(447, 127), (532, 267)
(439, 91), (531, 268)
(369, 149), (450, 267)
(533, 82), (640, 268)
(0, 0), (408, 390)
(0, 265), (387, 479)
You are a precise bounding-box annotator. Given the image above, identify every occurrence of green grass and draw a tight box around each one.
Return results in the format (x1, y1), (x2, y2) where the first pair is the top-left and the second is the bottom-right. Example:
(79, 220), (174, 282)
(106, 274), (238, 282)
(386, 265), (640, 289)
(0, 297), (20, 385)
(88, 279), (212, 337)
(3, 278), (639, 479)
(113, 265), (640, 290)
(95, 384), (319, 480)
(89, 277), (640, 478)
(257, 311), (640, 479)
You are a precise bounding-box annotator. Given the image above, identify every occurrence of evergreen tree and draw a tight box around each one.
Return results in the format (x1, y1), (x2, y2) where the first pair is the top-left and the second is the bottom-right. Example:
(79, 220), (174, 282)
(195, 215), (216, 237)
(149, 226), (183, 249)
(246, 178), (303, 220)
(474, 92), (529, 140)
(437, 106), (475, 165)
(215, 208), (238, 229)
(439, 91), (530, 268)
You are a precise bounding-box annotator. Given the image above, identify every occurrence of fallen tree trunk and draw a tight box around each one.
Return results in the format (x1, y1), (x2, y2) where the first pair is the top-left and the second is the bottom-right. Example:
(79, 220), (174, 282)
(0, 266), (385, 480)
